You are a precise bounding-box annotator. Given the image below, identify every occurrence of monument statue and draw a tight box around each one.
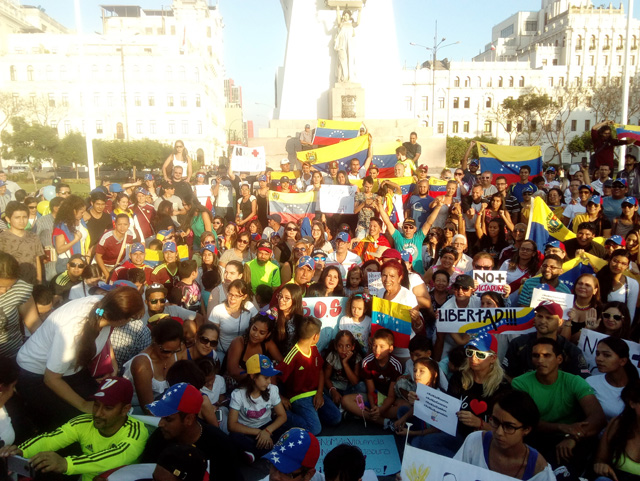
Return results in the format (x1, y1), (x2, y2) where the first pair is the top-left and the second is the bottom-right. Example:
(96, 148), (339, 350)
(333, 6), (362, 83)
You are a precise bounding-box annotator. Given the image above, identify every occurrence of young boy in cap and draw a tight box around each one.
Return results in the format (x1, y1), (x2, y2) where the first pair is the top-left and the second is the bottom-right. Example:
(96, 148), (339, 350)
(326, 231), (362, 278)
(262, 428), (321, 481)
(150, 241), (180, 289)
(0, 377), (147, 481)
(111, 242), (152, 284)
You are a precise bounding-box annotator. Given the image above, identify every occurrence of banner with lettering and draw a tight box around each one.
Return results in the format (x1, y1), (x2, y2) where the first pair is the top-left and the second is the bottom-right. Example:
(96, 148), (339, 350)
(436, 308), (536, 337)
(472, 270), (507, 294)
(301, 297), (348, 352)
(230, 145), (266, 172)
(578, 329), (640, 375)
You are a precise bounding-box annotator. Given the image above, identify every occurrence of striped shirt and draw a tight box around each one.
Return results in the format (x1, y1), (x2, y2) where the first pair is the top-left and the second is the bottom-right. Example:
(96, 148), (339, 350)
(0, 280), (33, 358)
(20, 414), (148, 481)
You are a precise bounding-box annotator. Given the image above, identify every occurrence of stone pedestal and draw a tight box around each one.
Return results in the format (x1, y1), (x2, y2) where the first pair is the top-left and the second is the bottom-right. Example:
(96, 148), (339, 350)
(326, 0), (365, 8)
(329, 82), (365, 120)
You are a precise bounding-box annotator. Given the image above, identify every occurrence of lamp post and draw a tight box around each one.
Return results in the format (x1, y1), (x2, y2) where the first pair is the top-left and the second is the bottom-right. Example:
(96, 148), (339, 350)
(410, 20), (459, 134)
(619, 0), (634, 172)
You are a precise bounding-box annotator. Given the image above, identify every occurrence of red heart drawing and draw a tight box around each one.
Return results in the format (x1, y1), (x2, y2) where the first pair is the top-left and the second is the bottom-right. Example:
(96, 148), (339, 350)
(469, 399), (488, 415)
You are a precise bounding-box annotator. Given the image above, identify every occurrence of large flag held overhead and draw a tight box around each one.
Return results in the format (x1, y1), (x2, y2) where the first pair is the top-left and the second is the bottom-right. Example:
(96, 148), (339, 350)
(371, 140), (403, 178)
(312, 119), (361, 146)
(477, 142), (543, 184)
(268, 191), (317, 224)
(371, 297), (412, 349)
(428, 178), (448, 197)
(351, 176), (416, 203)
(526, 197), (576, 248)
(615, 124), (640, 145)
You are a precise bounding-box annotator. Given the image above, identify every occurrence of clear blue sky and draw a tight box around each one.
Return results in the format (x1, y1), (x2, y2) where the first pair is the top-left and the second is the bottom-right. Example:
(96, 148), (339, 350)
(36, 1), (640, 128)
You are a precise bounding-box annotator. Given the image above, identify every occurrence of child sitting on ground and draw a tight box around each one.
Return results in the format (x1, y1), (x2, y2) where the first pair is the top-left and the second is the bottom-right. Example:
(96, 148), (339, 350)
(324, 330), (364, 406)
(395, 335), (433, 402)
(174, 259), (202, 313)
(338, 293), (372, 351)
(394, 357), (440, 438)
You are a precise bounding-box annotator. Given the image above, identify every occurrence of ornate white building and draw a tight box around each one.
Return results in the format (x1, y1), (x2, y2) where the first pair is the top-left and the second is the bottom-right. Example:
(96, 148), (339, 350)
(402, 0), (640, 164)
(0, 0), (227, 165)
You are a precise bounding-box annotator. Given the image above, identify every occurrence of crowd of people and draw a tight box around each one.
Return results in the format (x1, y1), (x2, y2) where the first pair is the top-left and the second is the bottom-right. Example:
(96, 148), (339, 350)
(0, 126), (639, 481)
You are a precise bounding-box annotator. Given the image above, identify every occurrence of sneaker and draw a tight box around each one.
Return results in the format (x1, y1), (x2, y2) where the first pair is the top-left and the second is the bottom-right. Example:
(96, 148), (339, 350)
(244, 451), (255, 464)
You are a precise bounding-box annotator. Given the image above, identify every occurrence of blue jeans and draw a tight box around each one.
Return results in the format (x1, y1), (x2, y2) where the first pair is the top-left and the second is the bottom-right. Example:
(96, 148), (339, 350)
(410, 431), (465, 458)
(285, 394), (341, 435)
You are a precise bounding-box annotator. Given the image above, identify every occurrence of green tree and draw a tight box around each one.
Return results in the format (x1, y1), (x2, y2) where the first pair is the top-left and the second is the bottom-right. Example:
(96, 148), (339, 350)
(590, 82), (622, 123)
(94, 139), (173, 178)
(0, 117), (58, 191)
(54, 131), (87, 179)
(568, 130), (594, 157)
(0, 92), (26, 170)
(446, 135), (498, 167)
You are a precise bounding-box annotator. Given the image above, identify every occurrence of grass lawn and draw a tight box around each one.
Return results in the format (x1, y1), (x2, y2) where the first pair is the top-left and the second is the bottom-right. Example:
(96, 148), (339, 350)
(13, 179), (92, 196)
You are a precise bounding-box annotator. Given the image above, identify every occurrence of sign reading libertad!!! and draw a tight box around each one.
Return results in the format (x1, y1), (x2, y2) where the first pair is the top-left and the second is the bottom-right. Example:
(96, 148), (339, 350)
(436, 308), (536, 336)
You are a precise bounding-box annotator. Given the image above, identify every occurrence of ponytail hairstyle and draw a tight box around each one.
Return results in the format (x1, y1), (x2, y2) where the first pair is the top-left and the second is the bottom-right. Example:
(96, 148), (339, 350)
(75, 287), (144, 369)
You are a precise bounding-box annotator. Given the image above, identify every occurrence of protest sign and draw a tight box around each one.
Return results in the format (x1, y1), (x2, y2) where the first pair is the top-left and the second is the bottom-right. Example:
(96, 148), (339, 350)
(473, 270), (506, 294)
(530, 288), (574, 319)
(368, 272), (384, 297)
(436, 307), (536, 337)
(194, 184), (211, 203)
(301, 297), (348, 352)
(319, 185), (359, 214)
(578, 329), (640, 375)
(401, 445), (516, 481)
(413, 384), (462, 436)
(230, 145), (266, 172)
(316, 435), (401, 476)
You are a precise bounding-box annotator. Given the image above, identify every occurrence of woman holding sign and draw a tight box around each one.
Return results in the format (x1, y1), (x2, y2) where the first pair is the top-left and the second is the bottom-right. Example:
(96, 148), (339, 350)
(499, 239), (540, 306)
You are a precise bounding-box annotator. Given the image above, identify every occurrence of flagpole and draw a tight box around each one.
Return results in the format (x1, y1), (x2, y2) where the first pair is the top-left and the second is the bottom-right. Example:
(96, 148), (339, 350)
(619, 0), (634, 172)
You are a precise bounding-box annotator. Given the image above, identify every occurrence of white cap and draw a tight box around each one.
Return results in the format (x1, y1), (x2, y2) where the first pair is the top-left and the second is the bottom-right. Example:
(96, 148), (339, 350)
(280, 158), (290, 165)
(569, 164), (581, 175)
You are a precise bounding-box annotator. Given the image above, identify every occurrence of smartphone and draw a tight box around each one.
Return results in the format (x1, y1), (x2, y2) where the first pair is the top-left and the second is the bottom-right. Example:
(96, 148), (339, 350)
(215, 410), (223, 422)
(8, 455), (35, 478)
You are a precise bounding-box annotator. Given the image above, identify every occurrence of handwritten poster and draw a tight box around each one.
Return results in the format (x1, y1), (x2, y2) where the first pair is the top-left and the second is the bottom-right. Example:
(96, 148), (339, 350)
(319, 185), (358, 214)
(231, 145), (266, 172)
(413, 384), (462, 436)
(472, 270), (506, 293)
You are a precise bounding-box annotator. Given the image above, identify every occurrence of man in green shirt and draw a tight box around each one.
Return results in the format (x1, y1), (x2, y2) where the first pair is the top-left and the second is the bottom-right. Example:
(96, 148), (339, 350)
(0, 377), (147, 481)
(246, 239), (281, 292)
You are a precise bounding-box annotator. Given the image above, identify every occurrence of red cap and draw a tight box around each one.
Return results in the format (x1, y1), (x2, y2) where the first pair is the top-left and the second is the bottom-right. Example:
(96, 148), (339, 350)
(534, 300), (563, 319)
(328, 161), (339, 169)
(92, 377), (134, 406)
(381, 248), (402, 260)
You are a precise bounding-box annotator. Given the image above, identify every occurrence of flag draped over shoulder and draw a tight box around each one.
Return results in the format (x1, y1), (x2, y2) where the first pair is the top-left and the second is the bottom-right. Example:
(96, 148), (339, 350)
(615, 124), (640, 145)
(371, 297), (412, 349)
(526, 197), (576, 248)
(268, 191), (317, 224)
(312, 119), (361, 146)
(477, 142), (543, 184)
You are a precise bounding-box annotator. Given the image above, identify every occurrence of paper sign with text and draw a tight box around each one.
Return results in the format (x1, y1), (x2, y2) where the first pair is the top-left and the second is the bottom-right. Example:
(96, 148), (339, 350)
(316, 435), (401, 476)
(530, 288), (574, 319)
(436, 307), (536, 336)
(301, 297), (348, 352)
(414, 384), (462, 437)
(319, 185), (359, 214)
(578, 329), (640, 375)
(473, 269), (506, 293)
(230, 145), (266, 172)
(368, 272), (384, 297)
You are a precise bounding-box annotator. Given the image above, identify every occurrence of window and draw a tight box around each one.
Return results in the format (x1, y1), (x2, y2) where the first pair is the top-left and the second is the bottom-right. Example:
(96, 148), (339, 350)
(618, 55), (622, 66)
(552, 59), (558, 65)
(149, 121), (156, 134)
(96, 121), (103, 134)
(571, 120), (577, 131)
(633, 56), (636, 66)
(115, 123), (124, 139)
(498, 77), (503, 87)
(545, 121), (552, 132)
(601, 76), (607, 85)
(559, 77), (565, 86)
(148, 95), (155, 107)
(62, 93), (69, 107)
(500, 24), (514, 37)
(590, 35), (596, 50)
(64, 120), (71, 134)
(575, 55), (581, 65)
(484, 121), (492, 133)
(508, 77), (514, 87)
(517, 121), (523, 133)
(530, 120), (537, 131)
(437, 122), (444, 134)
(405, 96), (412, 111)
(464, 77), (470, 87)
(50, 120), (57, 129)
(463, 121), (469, 133)
(135, 94), (141, 107)
(421, 96), (428, 111)
(60, 65), (67, 81)
(207, 27), (211, 38)
(179, 66), (186, 81)
(485, 97), (492, 108)
(525, 21), (537, 32)
(542, 59), (548, 66)
(107, 93), (113, 107)
(477, 76), (482, 87)
(27, 66), (34, 81)
(519, 76), (525, 87)
(145, 27), (152, 35)
(454, 77), (460, 87)
(464, 97), (470, 108)
(29, 93), (35, 105)
(585, 120), (591, 131)
(438, 97), (445, 109)
(46, 65), (53, 81)
(633, 36), (638, 49)
(168, 121), (175, 134)
(9, 66), (16, 81)
(618, 35), (624, 50)
(613, 77), (621, 86)
(181, 120), (189, 134)
(574, 77), (580, 86)
(11, 93), (18, 107)
(197, 121), (203, 135)
(167, 95), (174, 107)
(196, 94), (201, 108)
(587, 77), (594, 86)
(506, 121), (512, 132)
(194, 67), (199, 82)
(586, 96), (592, 107)
(556, 120), (562, 131)
(603, 56), (609, 66)
(453, 97), (459, 109)
(548, 77), (554, 87)
(452, 121), (459, 133)
(93, 93), (100, 108)
(48, 93), (55, 107)
(604, 35), (610, 50)
(589, 55), (595, 66)
(136, 121), (143, 134)
(180, 95), (187, 107)
(558, 96), (564, 106)
(576, 35), (583, 50)
(487, 77), (493, 87)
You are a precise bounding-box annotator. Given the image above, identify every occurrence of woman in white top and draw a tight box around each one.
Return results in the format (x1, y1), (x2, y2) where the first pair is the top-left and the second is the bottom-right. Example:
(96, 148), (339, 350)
(16, 288), (144, 431)
(596, 249), (639, 319)
(162, 140), (192, 181)
(123, 317), (186, 412)
(0, 357), (18, 446)
(207, 260), (248, 317)
(586, 336), (639, 421)
(68, 264), (104, 301)
(53, 195), (89, 274)
(208, 279), (257, 362)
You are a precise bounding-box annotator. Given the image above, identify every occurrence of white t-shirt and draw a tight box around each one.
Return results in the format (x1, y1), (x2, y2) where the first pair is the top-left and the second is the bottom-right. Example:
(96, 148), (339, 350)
(606, 276), (639, 320)
(339, 315), (372, 349)
(17, 296), (109, 376)
(562, 202), (586, 221)
(69, 281), (92, 300)
(208, 301), (257, 354)
(141, 304), (198, 323)
(216, 179), (234, 208)
(326, 251), (363, 279)
(202, 374), (226, 405)
(586, 374), (624, 421)
(230, 384), (281, 429)
(0, 406), (15, 446)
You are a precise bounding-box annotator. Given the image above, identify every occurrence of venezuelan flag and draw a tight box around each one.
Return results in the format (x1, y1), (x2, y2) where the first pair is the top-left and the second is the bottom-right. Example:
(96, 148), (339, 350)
(313, 119), (361, 146)
(144, 249), (162, 268)
(428, 178), (448, 197)
(615, 124), (640, 145)
(297, 135), (368, 173)
(352, 176), (415, 204)
(271, 171), (301, 181)
(372, 141), (402, 178)
(526, 197), (576, 248)
(268, 190), (317, 224)
(477, 142), (543, 184)
(371, 297), (412, 349)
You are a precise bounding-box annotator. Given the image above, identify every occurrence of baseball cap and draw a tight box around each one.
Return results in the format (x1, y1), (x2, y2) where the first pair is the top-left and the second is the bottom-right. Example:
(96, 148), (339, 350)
(453, 274), (474, 290)
(403, 218), (416, 227)
(380, 248), (402, 260)
(522, 187), (534, 194)
(268, 214), (282, 224)
(587, 195), (602, 205)
(157, 445), (208, 481)
(136, 187), (150, 196)
(244, 354), (281, 376)
(258, 175), (267, 182)
(578, 184), (593, 192)
(92, 377), (134, 406)
(280, 158), (290, 165)
(305, 124), (311, 128)
(418, 165), (428, 172)
(622, 196), (638, 206)
(0, 180), (6, 188)
(400, 250), (413, 263)
(163, 241), (177, 252)
(335, 231), (350, 243)
(203, 244), (219, 255)
(469, 160), (479, 166)
(534, 300), (563, 318)
(312, 249), (327, 258)
(280, 176), (290, 183)
(109, 183), (123, 193)
(297, 256), (315, 270)
(257, 239), (273, 253)
(97, 280), (138, 291)
(546, 166), (556, 173)
(328, 161), (339, 169)
(263, 428), (320, 475)
(603, 179), (614, 188)
(130, 242), (145, 254)
(146, 383), (203, 417)
(144, 173), (154, 181)
(606, 235), (626, 247)
(338, 223), (350, 233)
(465, 332), (498, 354)
(148, 313), (170, 325)
(147, 283), (168, 297)
(569, 164), (581, 175)
(613, 178), (628, 187)
(545, 240), (565, 250)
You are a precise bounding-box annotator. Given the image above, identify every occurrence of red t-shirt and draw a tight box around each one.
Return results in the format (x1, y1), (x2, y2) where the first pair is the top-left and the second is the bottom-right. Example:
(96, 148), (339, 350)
(361, 353), (402, 394)
(111, 261), (153, 285)
(277, 344), (323, 401)
(150, 263), (179, 289)
(95, 231), (134, 265)
(134, 204), (156, 239)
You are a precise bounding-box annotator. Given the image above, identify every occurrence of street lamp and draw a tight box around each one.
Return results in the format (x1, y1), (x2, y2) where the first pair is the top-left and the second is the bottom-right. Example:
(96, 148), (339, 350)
(410, 20), (459, 134)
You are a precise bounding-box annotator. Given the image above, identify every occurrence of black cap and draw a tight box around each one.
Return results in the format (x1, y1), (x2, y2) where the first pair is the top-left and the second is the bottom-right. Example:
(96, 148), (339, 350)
(453, 274), (474, 289)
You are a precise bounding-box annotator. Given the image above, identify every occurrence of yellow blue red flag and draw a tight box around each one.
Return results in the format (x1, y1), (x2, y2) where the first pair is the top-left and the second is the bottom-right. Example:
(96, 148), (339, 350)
(313, 119), (361, 146)
(477, 142), (542, 184)
(268, 190), (317, 224)
(615, 123), (640, 145)
(526, 197), (575, 248)
(371, 297), (412, 348)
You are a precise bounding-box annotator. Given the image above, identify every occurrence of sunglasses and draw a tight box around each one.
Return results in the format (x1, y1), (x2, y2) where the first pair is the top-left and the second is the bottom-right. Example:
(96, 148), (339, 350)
(403, 224), (416, 229)
(444, 227), (456, 232)
(465, 348), (493, 360)
(602, 312), (623, 321)
(237, 239), (249, 244)
(473, 265), (491, 270)
(28, 205), (37, 209)
(150, 298), (167, 305)
(294, 247), (306, 252)
(313, 256), (327, 261)
(199, 336), (219, 348)
(286, 227), (298, 232)
(454, 285), (472, 292)
(69, 262), (85, 269)
(159, 345), (183, 354)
